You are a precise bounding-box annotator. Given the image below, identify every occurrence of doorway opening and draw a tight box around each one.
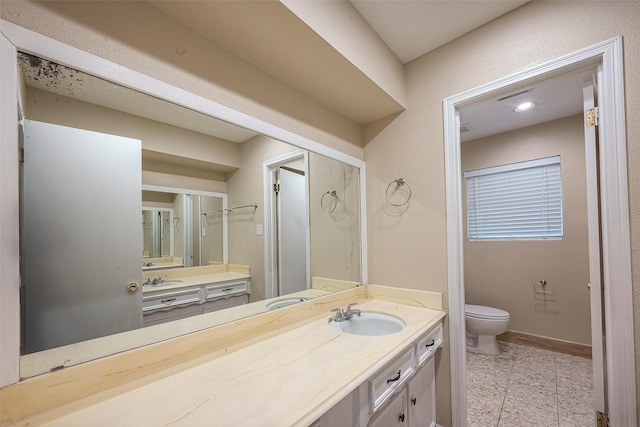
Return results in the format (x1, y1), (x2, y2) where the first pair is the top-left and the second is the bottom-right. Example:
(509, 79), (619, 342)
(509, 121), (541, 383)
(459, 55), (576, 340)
(264, 150), (310, 299)
(459, 67), (598, 425)
(444, 37), (635, 426)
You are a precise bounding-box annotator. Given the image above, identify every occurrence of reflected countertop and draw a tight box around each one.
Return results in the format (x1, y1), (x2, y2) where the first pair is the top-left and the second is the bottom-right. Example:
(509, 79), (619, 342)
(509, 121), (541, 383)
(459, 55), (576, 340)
(142, 257), (184, 271)
(141, 264), (250, 293)
(142, 271), (250, 293)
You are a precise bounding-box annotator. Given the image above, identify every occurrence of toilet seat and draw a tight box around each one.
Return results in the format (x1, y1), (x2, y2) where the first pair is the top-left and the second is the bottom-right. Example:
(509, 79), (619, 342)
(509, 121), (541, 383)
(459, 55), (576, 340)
(465, 304), (510, 320)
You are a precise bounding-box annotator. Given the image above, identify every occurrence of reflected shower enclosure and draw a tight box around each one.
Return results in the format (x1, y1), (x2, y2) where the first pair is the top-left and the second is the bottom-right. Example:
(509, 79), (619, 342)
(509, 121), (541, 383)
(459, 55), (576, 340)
(142, 209), (173, 258)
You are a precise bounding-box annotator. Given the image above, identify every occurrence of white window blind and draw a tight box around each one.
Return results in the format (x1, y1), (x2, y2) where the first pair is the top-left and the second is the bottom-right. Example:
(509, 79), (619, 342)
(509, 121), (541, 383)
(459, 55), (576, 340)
(465, 156), (563, 240)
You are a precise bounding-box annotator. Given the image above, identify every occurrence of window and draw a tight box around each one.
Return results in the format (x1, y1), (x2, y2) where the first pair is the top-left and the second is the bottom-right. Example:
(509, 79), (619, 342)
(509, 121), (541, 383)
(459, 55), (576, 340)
(464, 156), (563, 240)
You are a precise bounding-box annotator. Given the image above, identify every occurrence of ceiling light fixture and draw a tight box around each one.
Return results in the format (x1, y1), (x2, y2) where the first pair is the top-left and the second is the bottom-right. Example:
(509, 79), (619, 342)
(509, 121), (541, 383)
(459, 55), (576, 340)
(515, 101), (536, 112)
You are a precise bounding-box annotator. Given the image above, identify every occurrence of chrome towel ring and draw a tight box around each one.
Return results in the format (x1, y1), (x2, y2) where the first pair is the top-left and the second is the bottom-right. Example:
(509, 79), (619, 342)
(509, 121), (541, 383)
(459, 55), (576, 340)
(385, 178), (412, 207)
(321, 190), (338, 213)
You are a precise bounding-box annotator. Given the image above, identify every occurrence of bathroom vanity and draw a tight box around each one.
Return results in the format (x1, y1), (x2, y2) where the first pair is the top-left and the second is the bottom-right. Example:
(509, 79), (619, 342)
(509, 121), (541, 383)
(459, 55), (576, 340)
(0, 286), (444, 426)
(314, 318), (443, 427)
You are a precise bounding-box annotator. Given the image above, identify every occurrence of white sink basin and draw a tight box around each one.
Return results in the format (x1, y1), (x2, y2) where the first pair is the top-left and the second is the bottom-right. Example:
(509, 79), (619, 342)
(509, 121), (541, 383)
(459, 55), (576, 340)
(329, 312), (405, 336)
(267, 297), (308, 311)
(145, 280), (183, 287)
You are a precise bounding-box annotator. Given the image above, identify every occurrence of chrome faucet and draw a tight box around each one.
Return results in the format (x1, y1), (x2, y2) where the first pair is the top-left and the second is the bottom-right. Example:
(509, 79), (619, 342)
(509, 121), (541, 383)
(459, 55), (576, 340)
(151, 274), (167, 285)
(145, 274), (167, 285)
(331, 302), (361, 322)
(345, 302), (361, 319)
(331, 307), (347, 322)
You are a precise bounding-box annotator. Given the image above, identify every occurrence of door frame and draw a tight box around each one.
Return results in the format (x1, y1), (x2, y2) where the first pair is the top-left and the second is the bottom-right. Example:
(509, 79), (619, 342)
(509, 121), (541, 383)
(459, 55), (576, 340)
(263, 150), (310, 299)
(444, 36), (635, 426)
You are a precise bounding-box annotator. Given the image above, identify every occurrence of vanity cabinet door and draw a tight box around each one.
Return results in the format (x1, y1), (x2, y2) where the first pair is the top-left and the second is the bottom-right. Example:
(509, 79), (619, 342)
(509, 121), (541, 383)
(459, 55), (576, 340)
(202, 294), (248, 314)
(313, 389), (358, 427)
(142, 304), (202, 327)
(407, 358), (436, 427)
(367, 390), (407, 427)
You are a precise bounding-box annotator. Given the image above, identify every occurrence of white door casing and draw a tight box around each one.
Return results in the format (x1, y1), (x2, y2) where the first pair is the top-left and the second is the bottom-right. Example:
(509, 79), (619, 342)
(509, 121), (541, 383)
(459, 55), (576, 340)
(0, 31), (20, 387)
(444, 37), (635, 426)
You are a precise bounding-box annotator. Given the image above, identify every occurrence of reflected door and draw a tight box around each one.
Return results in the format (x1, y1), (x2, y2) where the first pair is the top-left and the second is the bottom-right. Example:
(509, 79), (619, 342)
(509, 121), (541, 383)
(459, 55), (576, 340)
(22, 120), (142, 353)
(277, 166), (309, 296)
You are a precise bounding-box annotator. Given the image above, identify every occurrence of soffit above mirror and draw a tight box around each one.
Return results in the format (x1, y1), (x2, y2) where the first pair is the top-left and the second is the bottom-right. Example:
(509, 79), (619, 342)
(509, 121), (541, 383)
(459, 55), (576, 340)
(146, 0), (406, 125)
(142, 150), (238, 181)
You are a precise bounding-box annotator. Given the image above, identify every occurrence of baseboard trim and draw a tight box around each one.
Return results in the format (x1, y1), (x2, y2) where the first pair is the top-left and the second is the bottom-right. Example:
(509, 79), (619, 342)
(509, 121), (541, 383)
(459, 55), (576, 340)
(498, 330), (592, 359)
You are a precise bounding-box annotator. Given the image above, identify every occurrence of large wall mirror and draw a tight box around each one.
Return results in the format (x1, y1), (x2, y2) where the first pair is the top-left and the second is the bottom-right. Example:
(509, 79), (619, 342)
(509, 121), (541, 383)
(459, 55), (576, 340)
(15, 47), (364, 377)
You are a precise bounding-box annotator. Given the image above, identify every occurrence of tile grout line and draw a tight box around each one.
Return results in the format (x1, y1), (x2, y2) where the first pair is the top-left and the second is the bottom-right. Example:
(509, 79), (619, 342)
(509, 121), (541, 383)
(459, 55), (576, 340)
(468, 342), (593, 427)
(554, 351), (560, 427)
(496, 343), (518, 426)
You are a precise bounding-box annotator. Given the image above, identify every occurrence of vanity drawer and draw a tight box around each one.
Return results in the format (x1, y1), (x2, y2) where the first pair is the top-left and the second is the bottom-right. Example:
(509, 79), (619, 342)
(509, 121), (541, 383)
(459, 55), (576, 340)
(205, 280), (249, 300)
(415, 323), (443, 366)
(142, 287), (202, 312)
(369, 348), (415, 413)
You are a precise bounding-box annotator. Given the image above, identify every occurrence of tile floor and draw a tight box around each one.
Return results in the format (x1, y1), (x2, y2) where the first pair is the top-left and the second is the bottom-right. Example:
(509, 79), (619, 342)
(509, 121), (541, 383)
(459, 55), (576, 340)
(466, 341), (594, 427)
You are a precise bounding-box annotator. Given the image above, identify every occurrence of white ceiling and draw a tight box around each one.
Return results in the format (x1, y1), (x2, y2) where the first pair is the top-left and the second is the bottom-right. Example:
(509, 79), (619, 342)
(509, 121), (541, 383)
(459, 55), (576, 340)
(350, 0), (529, 64)
(458, 70), (587, 143)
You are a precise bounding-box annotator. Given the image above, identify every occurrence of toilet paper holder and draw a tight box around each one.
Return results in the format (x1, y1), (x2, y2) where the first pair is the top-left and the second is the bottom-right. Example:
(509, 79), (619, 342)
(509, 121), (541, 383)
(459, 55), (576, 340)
(533, 280), (552, 294)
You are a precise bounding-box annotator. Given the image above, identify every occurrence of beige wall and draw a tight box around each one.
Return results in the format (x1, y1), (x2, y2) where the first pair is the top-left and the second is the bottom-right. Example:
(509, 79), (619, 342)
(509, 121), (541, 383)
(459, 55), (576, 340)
(462, 115), (591, 345)
(226, 135), (299, 303)
(364, 2), (640, 423)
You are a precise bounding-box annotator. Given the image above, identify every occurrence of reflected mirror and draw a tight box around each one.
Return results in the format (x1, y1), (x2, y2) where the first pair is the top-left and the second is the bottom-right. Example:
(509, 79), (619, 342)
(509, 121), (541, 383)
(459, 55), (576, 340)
(17, 52), (362, 374)
(142, 190), (227, 270)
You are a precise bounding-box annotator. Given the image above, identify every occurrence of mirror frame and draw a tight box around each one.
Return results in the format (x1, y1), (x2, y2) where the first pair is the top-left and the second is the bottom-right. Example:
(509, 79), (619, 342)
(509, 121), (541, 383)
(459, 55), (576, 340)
(0, 20), (367, 385)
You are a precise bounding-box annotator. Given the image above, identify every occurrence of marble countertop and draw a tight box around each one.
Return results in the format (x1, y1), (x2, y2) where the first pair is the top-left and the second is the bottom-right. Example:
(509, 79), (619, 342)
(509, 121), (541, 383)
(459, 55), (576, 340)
(35, 297), (444, 427)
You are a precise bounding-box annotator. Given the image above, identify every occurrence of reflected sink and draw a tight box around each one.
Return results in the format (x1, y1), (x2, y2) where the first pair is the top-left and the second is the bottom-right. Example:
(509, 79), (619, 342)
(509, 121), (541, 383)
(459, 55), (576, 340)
(145, 280), (183, 287)
(267, 297), (309, 311)
(329, 312), (405, 336)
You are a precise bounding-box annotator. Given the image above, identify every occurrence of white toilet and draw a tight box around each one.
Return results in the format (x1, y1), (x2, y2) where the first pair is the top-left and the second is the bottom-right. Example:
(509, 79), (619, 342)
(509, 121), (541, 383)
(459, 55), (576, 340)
(465, 304), (510, 355)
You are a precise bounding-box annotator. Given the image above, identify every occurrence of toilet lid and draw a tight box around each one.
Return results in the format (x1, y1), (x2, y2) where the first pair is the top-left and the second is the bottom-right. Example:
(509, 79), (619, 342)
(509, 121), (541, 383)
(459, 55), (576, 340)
(465, 304), (510, 320)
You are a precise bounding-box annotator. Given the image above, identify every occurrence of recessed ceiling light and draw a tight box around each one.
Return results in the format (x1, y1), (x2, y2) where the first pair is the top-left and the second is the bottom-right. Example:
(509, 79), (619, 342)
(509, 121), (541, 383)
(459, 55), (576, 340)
(515, 101), (536, 112)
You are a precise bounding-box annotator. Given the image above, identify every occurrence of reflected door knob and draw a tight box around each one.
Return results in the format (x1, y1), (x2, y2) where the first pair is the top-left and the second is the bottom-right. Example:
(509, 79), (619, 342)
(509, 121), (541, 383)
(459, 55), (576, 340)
(127, 282), (139, 293)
